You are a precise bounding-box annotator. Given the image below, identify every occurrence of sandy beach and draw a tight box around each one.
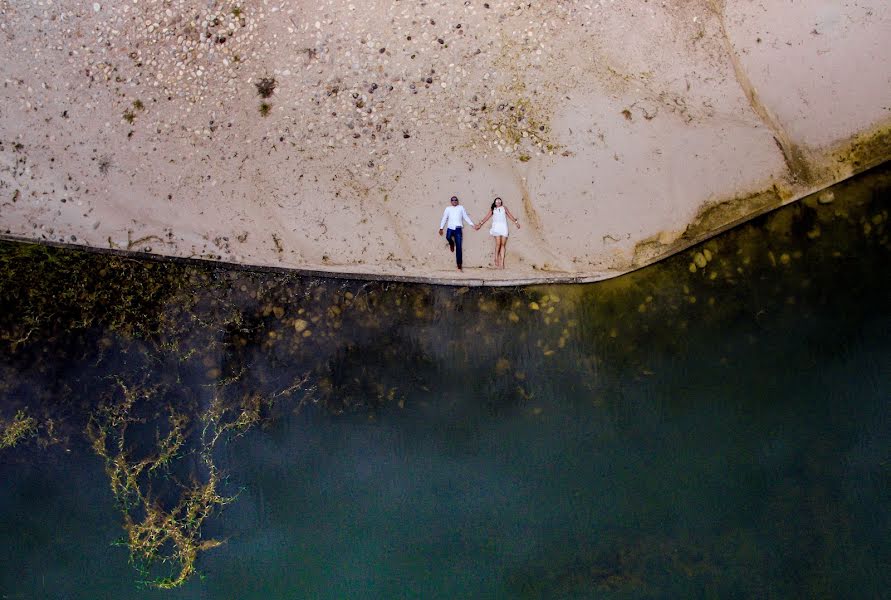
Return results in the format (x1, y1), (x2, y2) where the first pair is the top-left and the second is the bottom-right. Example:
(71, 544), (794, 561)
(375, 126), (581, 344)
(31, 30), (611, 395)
(1, 0), (889, 285)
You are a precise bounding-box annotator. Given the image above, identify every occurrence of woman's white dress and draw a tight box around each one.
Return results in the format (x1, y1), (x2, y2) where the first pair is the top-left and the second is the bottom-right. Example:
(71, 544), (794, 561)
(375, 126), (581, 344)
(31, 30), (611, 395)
(489, 206), (509, 237)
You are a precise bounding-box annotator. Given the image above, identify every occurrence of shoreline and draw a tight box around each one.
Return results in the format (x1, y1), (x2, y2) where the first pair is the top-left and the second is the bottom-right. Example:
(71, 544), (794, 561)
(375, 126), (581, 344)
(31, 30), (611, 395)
(3, 156), (887, 288)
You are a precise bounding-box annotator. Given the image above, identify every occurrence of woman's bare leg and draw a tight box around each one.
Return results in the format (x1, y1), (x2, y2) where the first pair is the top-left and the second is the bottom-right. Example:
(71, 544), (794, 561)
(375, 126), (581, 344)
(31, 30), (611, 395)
(491, 238), (499, 267)
(496, 237), (507, 269)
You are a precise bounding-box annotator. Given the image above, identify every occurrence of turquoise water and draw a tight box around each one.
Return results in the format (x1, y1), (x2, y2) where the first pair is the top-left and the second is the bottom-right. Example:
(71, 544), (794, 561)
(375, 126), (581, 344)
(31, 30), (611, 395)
(0, 166), (889, 598)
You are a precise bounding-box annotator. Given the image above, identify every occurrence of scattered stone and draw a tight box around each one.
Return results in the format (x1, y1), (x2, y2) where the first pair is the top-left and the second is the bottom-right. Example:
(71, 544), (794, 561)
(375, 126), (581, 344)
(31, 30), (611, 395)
(693, 252), (707, 268)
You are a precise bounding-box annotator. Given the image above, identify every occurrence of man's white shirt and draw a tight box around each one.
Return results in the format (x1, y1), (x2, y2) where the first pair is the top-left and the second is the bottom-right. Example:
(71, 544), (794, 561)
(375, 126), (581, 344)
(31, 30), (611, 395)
(440, 205), (475, 230)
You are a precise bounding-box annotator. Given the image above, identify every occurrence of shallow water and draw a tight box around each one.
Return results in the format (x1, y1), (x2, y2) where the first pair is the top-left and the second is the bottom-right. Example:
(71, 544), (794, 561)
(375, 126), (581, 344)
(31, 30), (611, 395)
(0, 166), (889, 598)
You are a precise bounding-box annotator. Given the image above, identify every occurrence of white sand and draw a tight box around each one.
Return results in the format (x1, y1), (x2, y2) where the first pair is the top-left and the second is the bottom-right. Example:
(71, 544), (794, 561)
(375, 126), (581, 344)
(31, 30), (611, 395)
(1, 0), (889, 285)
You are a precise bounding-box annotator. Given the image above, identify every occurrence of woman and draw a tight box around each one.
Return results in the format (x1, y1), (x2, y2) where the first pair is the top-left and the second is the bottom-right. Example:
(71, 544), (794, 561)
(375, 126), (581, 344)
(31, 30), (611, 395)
(475, 197), (520, 269)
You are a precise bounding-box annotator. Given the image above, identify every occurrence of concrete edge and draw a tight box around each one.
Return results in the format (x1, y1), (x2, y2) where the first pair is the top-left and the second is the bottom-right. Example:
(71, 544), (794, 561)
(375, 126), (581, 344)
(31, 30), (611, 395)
(0, 232), (615, 287)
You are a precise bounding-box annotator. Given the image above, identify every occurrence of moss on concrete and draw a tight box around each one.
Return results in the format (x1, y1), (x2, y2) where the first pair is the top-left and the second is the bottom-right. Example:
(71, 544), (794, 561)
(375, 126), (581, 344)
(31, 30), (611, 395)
(633, 186), (784, 268)
(829, 121), (891, 180)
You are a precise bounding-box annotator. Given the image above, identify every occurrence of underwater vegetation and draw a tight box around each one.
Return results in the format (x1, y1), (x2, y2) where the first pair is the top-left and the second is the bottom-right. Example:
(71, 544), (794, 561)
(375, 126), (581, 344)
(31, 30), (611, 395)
(0, 164), (888, 589)
(0, 409), (35, 449)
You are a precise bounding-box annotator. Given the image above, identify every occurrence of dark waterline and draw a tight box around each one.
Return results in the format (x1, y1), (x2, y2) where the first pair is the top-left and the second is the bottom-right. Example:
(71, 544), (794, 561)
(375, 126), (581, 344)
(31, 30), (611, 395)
(0, 166), (889, 598)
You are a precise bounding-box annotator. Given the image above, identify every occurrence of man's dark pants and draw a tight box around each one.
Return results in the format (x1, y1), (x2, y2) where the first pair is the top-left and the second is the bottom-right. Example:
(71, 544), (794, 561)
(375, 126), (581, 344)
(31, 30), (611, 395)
(446, 226), (463, 268)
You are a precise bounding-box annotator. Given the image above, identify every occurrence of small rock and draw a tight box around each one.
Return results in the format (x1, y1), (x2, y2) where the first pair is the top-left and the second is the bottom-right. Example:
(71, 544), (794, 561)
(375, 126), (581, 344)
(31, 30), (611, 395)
(693, 252), (707, 268)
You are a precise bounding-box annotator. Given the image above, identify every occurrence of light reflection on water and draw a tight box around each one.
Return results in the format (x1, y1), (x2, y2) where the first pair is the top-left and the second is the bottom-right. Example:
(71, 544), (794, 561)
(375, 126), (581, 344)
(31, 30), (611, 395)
(0, 165), (889, 598)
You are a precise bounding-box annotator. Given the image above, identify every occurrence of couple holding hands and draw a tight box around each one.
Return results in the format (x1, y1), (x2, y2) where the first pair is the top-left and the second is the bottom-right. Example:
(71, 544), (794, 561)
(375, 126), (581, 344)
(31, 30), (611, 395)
(438, 195), (520, 271)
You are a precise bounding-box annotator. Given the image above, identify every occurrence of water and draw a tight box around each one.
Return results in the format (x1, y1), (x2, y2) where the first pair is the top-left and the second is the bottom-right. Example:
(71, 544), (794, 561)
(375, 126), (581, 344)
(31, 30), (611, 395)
(0, 166), (889, 598)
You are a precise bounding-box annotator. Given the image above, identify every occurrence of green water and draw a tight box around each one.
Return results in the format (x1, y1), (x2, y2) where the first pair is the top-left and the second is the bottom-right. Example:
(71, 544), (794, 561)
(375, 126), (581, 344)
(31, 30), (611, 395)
(0, 166), (889, 598)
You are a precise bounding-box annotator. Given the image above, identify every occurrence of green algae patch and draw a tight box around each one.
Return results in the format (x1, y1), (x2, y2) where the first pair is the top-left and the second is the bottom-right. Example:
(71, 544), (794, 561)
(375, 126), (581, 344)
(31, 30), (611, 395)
(0, 243), (203, 349)
(0, 409), (36, 449)
(87, 379), (233, 589)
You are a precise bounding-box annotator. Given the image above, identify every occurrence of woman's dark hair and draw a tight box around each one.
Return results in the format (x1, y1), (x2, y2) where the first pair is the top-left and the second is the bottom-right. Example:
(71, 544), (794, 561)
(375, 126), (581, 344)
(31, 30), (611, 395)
(490, 197), (503, 211)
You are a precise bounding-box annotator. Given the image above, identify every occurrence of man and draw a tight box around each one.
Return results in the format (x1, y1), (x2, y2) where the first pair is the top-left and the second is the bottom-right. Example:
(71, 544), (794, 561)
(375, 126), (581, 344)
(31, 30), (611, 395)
(438, 195), (475, 271)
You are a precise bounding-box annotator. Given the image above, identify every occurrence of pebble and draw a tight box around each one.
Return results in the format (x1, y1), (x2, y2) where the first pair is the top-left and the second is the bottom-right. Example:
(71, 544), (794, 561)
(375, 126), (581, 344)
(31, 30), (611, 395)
(693, 252), (707, 268)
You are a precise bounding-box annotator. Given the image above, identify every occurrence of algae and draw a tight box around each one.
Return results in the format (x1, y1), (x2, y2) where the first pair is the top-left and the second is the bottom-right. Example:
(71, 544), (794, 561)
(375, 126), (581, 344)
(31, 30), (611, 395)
(0, 409), (36, 449)
(632, 185), (783, 268)
(829, 122), (891, 180)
